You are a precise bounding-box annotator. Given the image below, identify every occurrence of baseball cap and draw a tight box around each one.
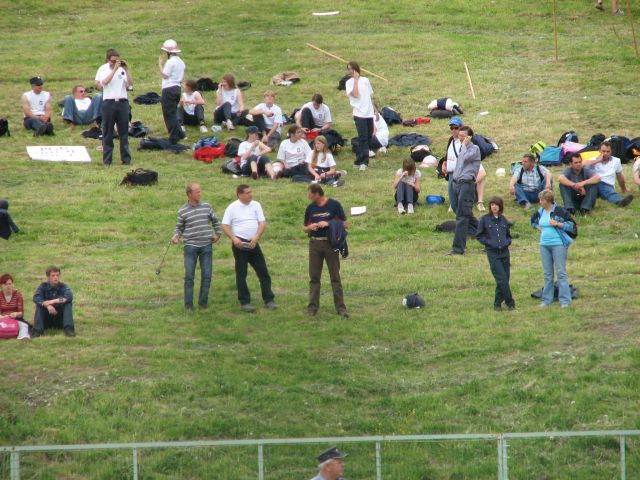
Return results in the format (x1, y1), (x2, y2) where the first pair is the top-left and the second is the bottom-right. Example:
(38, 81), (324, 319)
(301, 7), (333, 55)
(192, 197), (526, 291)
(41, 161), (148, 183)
(317, 447), (347, 464)
(30, 77), (44, 86)
(449, 117), (463, 126)
(245, 126), (260, 135)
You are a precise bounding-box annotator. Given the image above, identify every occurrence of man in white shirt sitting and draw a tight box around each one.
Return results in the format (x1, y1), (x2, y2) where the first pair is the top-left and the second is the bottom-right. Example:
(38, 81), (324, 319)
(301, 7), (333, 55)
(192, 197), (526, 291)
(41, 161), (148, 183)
(62, 85), (103, 127)
(583, 141), (633, 207)
(22, 77), (53, 136)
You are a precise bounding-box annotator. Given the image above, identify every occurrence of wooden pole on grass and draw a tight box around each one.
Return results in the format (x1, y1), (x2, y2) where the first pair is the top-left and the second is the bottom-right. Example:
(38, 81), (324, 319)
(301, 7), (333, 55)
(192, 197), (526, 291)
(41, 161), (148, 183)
(626, 0), (639, 58)
(463, 62), (476, 99)
(553, 0), (559, 61)
(305, 43), (389, 82)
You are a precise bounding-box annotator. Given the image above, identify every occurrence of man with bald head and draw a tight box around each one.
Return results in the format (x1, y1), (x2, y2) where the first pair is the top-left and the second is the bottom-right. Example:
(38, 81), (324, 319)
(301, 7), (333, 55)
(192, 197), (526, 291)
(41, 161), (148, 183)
(172, 183), (221, 310)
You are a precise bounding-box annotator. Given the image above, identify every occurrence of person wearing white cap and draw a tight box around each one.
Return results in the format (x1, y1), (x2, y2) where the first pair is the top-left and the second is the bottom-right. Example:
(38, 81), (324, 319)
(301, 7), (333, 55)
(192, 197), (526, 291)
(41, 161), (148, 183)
(159, 39), (186, 144)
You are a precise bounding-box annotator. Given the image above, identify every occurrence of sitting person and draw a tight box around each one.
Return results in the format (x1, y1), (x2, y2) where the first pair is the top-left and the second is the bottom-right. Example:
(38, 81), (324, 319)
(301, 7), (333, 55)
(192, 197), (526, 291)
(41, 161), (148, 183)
(633, 155), (640, 187)
(213, 73), (248, 131)
(277, 126), (312, 178)
(237, 126), (276, 180)
(509, 153), (552, 209)
(32, 266), (76, 338)
(249, 90), (283, 147)
(306, 135), (344, 186)
(0, 199), (20, 240)
(178, 79), (208, 134)
(62, 85), (103, 127)
(22, 76), (53, 136)
(393, 157), (421, 214)
(0, 273), (30, 340)
(370, 104), (389, 155)
(558, 153), (600, 215)
(582, 141), (633, 207)
(295, 93), (333, 134)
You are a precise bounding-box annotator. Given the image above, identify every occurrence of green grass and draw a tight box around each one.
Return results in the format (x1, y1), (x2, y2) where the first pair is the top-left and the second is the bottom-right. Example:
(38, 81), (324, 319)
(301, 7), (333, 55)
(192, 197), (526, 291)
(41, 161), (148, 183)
(1, 0), (640, 478)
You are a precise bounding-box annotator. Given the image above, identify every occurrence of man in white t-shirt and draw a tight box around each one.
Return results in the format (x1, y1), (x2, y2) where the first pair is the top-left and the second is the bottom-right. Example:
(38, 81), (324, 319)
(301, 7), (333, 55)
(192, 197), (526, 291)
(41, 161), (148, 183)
(249, 90), (283, 147)
(296, 93), (333, 133)
(62, 85), (103, 127)
(159, 39), (186, 144)
(583, 141), (633, 207)
(95, 48), (133, 165)
(22, 77), (53, 136)
(221, 184), (277, 313)
(345, 61), (374, 171)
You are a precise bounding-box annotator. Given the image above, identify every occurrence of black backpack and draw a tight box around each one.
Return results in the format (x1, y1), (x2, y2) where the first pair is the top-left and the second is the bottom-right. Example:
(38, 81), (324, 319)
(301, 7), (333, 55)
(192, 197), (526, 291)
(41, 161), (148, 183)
(196, 78), (218, 91)
(337, 74), (351, 91)
(557, 131), (578, 146)
(119, 168), (158, 186)
(0, 118), (9, 137)
(381, 107), (402, 125)
(224, 138), (242, 158)
(220, 159), (241, 175)
(608, 135), (630, 163)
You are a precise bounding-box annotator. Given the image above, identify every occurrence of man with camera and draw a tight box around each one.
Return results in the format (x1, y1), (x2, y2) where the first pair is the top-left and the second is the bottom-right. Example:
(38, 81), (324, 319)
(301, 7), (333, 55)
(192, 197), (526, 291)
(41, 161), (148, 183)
(95, 48), (133, 165)
(221, 184), (277, 313)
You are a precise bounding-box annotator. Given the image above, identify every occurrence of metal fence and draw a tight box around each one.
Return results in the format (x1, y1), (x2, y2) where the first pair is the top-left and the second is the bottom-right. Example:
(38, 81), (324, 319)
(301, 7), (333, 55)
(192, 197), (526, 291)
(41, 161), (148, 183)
(1, 429), (638, 479)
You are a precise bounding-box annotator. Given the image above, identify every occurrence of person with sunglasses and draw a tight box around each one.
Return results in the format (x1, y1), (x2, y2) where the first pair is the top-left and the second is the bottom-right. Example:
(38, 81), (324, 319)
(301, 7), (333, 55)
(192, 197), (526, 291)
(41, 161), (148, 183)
(61, 85), (103, 127)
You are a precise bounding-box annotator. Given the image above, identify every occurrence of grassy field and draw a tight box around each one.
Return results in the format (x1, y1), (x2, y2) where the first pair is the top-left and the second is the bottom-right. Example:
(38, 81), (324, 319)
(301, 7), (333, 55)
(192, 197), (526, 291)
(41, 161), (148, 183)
(1, 0), (640, 478)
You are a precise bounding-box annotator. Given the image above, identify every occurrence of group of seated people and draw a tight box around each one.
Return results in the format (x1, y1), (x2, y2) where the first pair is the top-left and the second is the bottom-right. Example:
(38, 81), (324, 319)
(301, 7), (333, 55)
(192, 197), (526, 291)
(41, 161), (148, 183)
(0, 267), (76, 340)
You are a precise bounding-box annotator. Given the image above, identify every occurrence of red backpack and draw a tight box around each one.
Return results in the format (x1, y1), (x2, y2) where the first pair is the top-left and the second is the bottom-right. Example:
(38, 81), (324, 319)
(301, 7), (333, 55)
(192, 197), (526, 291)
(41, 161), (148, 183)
(0, 317), (19, 339)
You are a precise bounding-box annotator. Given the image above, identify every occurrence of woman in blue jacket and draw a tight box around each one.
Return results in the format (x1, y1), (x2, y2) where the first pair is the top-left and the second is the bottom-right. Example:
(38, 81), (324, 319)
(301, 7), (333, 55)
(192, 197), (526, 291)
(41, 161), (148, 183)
(530, 189), (576, 308)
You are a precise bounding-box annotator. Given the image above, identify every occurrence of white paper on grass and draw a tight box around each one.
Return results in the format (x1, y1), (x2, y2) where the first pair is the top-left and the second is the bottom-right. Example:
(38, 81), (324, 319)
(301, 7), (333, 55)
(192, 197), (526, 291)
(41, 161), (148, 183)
(27, 146), (92, 163)
(312, 11), (340, 16)
(350, 206), (367, 216)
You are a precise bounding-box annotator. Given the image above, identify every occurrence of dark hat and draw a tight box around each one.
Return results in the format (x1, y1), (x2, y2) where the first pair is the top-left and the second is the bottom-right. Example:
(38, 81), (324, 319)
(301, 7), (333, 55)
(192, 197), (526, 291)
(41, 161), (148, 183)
(30, 77), (44, 86)
(245, 126), (260, 135)
(317, 447), (347, 464)
(403, 293), (426, 308)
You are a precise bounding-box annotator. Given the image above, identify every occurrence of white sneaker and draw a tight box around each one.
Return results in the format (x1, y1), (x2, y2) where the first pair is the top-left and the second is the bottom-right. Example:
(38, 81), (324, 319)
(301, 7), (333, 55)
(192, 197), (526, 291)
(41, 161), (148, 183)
(180, 125), (186, 133)
(245, 113), (254, 122)
(368, 150), (376, 158)
(378, 146), (387, 154)
(226, 119), (235, 131)
(397, 203), (405, 214)
(359, 164), (367, 172)
(337, 170), (347, 177)
(199, 125), (208, 134)
(407, 204), (414, 214)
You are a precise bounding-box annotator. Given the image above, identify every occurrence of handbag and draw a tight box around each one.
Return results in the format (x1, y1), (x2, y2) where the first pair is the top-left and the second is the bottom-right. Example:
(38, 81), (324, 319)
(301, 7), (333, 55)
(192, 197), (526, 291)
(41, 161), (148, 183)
(0, 316), (20, 339)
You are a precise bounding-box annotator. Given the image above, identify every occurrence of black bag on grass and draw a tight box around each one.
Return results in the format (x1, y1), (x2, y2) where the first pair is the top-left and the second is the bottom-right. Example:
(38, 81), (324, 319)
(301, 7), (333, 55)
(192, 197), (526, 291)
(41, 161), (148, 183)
(119, 168), (158, 186)
(197, 78), (218, 91)
(531, 283), (579, 301)
(0, 118), (10, 137)
(224, 138), (242, 158)
(221, 159), (241, 175)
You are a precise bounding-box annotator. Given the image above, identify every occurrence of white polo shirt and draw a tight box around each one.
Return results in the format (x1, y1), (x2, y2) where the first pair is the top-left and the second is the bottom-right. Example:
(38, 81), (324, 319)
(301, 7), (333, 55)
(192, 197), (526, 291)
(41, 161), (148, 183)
(277, 139), (311, 167)
(591, 156), (623, 186)
(222, 199), (266, 240)
(346, 76), (374, 118)
(253, 102), (282, 133)
(162, 55), (185, 89)
(300, 101), (332, 126)
(95, 63), (129, 100)
(305, 150), (336, 170)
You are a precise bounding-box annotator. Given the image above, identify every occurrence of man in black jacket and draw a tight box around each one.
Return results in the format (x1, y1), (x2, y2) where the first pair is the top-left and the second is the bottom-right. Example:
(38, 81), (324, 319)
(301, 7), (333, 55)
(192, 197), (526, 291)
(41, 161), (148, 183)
(32, 266), (75, 337)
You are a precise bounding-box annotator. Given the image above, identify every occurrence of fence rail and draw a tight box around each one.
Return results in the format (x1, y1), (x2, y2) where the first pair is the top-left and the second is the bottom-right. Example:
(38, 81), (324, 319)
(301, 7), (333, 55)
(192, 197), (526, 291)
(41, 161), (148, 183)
(2, 429), (639, 479)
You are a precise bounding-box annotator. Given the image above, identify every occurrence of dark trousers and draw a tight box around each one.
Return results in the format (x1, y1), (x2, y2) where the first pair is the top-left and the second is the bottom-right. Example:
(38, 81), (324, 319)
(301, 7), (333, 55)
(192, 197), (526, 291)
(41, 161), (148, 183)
(282, 163), (309, 178)
(300, 108), (321, 130)
(178, 105), (205, 126)
(232, 244), (274, 305)
(101, 100), (131, 165)
(308, 238), (346, 313)
(452, 180), (478, 253)
(486, 248), (515, 308)
(34, 303), (74, 331)
(559, 183), (597, 212)
(353, 116), (374, 166)
(250, 115), (281, 147)
(161, 86), (185, 144)
(395, 181), (418, 206)
(240, 155), (271, 176)
(214, 102), (248, 125)
(370, 136), (383, 151)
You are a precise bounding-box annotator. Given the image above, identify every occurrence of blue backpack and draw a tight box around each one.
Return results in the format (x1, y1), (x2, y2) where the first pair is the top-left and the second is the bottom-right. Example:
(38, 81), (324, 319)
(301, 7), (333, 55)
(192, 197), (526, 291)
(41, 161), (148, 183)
(539, 146), (563, 166)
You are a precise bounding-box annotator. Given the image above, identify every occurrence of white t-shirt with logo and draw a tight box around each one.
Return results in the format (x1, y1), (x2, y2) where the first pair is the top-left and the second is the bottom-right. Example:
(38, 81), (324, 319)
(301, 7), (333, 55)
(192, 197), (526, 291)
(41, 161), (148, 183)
(374, 115), (389, 146)
(592, 156), (623, 186)
(237, 141), (263, 168)
(182, 91), (199, 115)
(305, 151), (336, 170)
(23, 91), (50, 117)
(301, 101), (332, 127)
(277, 139), (311, 167)
(253, 103), (283, 133)
(95, 63), (129, 100)
(162, 56), (185, 89)
(221, 199), (266, 240)
(345, 76), (374, 118)
(219, 87), (241, 113)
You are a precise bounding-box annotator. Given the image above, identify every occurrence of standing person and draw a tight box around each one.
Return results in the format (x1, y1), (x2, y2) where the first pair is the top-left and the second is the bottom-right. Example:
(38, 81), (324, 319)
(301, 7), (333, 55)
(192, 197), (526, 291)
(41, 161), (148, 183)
(475, 197), (516, 311)
(32, 266), (76, 337)
(237, 126), (276, 180)
(582, 141), (634, 207)
(0, 199), (20, 240)
(558, 153), (600, 215)
(277, 125), (312, 178)
(171, 183), (221, 310)
(248, 90), (283, 147)
(393, 157), (421, 214)
(345, 61), (375, 171)
(303, 184), (349, 318)
(309, 448), (347, 480)
(0, 274), (30, 339)
(595, 0), (623, 15)
(158, 39), (186, 144)
(221, 185), (278, 313)
(213, 73), (247, 131)
(22, 76), (53, 136)
(95, 48), (133, 166)
(531, 190), (576, 308)
(178, 79), (208, 134)
(447, 126), (481, 256)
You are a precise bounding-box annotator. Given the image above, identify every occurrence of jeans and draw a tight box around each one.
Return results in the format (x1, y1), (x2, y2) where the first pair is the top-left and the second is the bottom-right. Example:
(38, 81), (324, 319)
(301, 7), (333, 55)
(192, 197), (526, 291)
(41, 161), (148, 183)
(184, 244), (213, 308)
(101, 99), (131, 165)
(178, 105), (205, 126)
(250, 114), (281, 147)
(34, 302), (74, 331)
(539, 244), (571, 305)
(161, 85), (185, 144)
(23, 117), (51, 133)
(62, 94), (103, 125)
(447, 175), (458, 212)
(395, 181), (418, 206)
(214, 102), (248, 125)
(308, 239), (346, 313)
(597, 182), (621, 205)
(452, 180), (478, 253)
(559, 183), (597, 212)
(232, 244), (274, 305)
(514, 180), (545, 205)
(486, 248), (515, 308)
(353, 116), (374, 166)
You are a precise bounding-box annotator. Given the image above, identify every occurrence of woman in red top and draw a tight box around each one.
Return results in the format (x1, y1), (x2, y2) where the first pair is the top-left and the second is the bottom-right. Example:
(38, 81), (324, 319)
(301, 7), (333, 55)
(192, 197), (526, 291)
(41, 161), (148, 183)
(0, 273), (24, 319)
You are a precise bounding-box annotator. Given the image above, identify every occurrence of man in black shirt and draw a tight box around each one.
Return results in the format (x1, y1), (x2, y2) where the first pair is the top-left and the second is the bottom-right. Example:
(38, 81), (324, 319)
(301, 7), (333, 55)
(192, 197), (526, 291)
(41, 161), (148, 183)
(558, 153), (600, 215)
(303, 184), (349, 318)
(32, 266), (75, 337)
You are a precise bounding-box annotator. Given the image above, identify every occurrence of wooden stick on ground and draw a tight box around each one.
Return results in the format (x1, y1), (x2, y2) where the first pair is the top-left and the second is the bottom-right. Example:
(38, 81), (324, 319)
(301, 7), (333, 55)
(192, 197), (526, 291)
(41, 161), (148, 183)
(627, 0), (639, 58)
(305, 43), (389, 82)
(553, 0), (559, 61)
(463, 62), (476, 99)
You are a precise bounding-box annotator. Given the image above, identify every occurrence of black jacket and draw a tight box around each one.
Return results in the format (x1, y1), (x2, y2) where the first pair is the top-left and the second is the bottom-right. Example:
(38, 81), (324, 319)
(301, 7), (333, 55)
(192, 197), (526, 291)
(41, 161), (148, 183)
(328, 218), (349, 259)
(476, 214), (512, 251)
(0, 200), (20, 240)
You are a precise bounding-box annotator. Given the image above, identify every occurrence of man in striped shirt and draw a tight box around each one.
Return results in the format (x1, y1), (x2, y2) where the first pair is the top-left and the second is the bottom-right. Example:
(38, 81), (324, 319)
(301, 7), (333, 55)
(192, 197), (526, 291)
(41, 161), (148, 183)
(172, 183), (221, 310)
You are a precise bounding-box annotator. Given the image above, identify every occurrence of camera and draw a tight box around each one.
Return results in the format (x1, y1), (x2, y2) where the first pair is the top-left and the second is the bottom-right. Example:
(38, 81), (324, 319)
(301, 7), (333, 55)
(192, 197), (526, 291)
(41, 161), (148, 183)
(120, 60), (127, 68)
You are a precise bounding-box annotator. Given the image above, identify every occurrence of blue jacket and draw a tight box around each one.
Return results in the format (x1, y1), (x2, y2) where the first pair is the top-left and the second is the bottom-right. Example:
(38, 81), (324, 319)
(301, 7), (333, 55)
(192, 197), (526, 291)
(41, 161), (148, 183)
(530, 204), (576, 247)
(476, 214), (512, 251)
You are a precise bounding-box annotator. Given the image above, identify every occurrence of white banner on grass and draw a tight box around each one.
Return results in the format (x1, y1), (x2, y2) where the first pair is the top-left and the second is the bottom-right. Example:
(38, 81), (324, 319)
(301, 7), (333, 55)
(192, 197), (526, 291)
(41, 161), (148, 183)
(27, 146), (92, 163)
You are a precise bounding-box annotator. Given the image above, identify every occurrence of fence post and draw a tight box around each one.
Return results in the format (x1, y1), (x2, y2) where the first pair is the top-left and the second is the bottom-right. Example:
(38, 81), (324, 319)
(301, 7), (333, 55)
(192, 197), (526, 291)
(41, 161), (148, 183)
(375, 441), (382, 480)
(132, 448), (139, 480)
(10, 451), (20, 480)
(501, 437), (509, 480)
(497, 437), (503, 480)
(258, 444), (264, 480)
(620, 436), (626, 480)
